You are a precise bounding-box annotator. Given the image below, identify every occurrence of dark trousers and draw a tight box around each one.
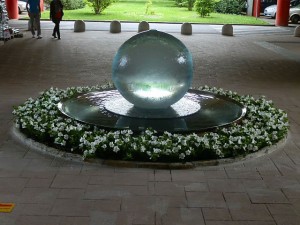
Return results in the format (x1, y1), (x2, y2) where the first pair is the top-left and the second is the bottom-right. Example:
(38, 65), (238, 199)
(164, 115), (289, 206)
(52, 20), (61, 38)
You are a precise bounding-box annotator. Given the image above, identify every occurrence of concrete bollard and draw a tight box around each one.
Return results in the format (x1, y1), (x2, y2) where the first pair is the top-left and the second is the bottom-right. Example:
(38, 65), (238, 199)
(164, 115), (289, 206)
(294, 26), (300, 37)
(222, 24), (233, 36)
(181, 22), (192, 35)
(74, 20), (85, 32)
(138, 21), (150, 33)
(110, 20), (121, 33)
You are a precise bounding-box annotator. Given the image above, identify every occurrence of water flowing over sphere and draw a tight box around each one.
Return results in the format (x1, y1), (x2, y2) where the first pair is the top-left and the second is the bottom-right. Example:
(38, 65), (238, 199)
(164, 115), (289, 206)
(112, 30), (193, 109)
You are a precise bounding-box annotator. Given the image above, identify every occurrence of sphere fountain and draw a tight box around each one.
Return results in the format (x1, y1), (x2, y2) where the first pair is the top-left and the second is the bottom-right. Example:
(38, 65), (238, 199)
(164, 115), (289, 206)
(58, 30), (246, 133)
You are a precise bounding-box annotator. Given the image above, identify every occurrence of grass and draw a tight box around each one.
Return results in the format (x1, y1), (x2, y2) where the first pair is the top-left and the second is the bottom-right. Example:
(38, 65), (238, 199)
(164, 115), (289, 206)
(40, 0), (268, 25)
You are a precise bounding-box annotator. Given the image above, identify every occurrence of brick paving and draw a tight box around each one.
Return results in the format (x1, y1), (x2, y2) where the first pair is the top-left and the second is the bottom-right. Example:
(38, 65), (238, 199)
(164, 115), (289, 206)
(0, 21), (300, 225)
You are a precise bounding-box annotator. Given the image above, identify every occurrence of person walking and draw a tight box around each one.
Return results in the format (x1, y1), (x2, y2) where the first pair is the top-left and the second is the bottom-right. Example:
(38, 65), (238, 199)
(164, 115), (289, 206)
(50, 0), (64, 40)
(26, 0), (42, 39)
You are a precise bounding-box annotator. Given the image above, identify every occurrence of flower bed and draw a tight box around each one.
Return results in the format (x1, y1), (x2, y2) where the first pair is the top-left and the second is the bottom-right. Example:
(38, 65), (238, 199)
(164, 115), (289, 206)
(13, 83), (289, 163)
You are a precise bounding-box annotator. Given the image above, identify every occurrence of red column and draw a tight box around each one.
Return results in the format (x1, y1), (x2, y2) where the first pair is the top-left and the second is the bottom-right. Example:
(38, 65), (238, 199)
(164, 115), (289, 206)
(276, 0), (290, 26)
(252, 0), (261, 17)
(5, 0), (19, 19)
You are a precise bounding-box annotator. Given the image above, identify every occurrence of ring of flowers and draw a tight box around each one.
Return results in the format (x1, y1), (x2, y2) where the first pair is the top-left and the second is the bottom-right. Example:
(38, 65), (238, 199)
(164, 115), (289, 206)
(13, 83), (289, 163)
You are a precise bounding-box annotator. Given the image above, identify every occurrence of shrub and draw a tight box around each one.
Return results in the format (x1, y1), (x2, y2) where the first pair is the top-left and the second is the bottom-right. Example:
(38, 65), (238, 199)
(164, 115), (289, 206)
(174, 0), (184, 7)
(215, 0), (245, 14)
(194, 0), (215, 17)
(145, 0), (152, 14)
(86, 0), (112, 14)
(60, 0), (85, 10)
(175, 0), (195, 11)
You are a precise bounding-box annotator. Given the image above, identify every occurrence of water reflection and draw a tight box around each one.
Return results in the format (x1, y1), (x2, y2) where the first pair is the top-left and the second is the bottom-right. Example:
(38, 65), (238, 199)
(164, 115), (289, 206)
(58, 89), (246, 133)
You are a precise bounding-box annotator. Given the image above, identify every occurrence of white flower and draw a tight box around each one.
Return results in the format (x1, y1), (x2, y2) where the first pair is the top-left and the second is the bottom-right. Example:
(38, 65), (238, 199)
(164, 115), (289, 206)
(140, 146), (146, 152)
(185, 150), (191, 155)
(179, 153), (185, 159)
(113, 146), (120, 153)
(109, 142), (114, 148)
(153, 148), (161, 154)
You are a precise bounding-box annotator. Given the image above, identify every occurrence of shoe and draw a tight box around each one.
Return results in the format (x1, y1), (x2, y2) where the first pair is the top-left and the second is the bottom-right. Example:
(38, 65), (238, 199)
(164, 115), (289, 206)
(32, 35), (35, 38)
(37, 36), (42, 39)
(52, 34), (57, 38)
(58, 37), (61, 40)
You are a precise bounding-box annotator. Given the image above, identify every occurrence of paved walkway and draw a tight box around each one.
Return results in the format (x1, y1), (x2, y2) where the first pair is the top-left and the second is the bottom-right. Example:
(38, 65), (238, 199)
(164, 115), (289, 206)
(1, 21), (300, 225)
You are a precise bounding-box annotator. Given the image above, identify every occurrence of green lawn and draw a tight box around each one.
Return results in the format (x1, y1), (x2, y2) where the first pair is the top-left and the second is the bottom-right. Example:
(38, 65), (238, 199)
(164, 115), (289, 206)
(41, 0), (268, 25)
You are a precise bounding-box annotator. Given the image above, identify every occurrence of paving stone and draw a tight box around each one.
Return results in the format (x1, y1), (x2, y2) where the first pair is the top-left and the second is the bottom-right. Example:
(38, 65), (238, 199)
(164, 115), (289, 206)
(84, 184), (148, 199)
(184, 182), (209, 192)
(25, 178), (53, 188)
(154, 182), (185, 196)
(21, 169), (57, 179)
(242, 179), (267, 190)
(15, 215), (61, 225)
(171, 170), (205, 182)
(261, 176), (300, 190)
(18, 203), (52, 215)
(154, 170), (172, 181)
(282, 187), (300, 199)
(58, 216), (90, 225)
(0, 158), (31, 170)
(51, 174), (89, 189)
(113, 172), (151, 185)
(202, 208), (232, 221)
(0, 215), (16, 225)
(57, 163), (83, 174)
(58, 188), (85, 199)
(20, 187), (60, 204)
(228, 204), (273, 221)
(121, 196), (157, 212)
(206, 222), (276, 225)
(92, 199), (121, 212)
(208, 179), (245, 192)
(88, 175), (114, 185)
(204, 170), (228, 179)
(272, 215), (300, 225)
(156, 196), (188, 209)
(267, 204), (298, 216)
(248, 189), (289, 204)
(50, 199), (94, 216)
(224, 193), (252, 207)
(160, 207), (205, 225)
(225, 170), (262, 180)
(0, 177), (29, 194)
(186, 191), (227, 208)
(81, 165), (115, 176)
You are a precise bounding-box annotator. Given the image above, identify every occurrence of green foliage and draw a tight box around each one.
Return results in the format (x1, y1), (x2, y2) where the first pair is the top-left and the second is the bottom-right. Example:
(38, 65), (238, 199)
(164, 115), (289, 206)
(86, 0), (112, 14)
(13, 83), (289, 163)
(194, 0), (215, 17)
(40, 0), (268, 25)
(175, 0), (195, 11)
(61, 0), (86, 10)
(215, 0), (246, 14)
(145, 0), (152, 14)
(174, 0), (183, 7)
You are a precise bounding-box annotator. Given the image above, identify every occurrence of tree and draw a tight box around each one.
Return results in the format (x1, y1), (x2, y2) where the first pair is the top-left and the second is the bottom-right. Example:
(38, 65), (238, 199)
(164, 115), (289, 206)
(175, 0), (196, 11)
(194, 0), (215, 17)
(86, 0), (112, 14)
(215, 0), (246, 14)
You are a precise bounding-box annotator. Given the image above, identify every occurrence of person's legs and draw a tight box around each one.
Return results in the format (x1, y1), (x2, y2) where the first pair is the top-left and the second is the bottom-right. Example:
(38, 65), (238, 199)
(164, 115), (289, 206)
(34, 14), (41, 37)
(52, 21), (57, 38)
(52, 26), (56, 38)
(57, 21), (61, 39)
(29, 13), (35, 37)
